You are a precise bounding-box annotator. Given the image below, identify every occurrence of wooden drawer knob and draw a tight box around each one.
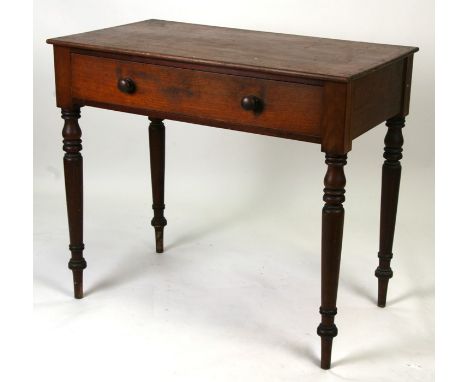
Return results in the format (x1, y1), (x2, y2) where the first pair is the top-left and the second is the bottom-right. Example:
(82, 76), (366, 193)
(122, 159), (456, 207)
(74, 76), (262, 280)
(117, 78), (136, 94)
(241, 95), (263, 113)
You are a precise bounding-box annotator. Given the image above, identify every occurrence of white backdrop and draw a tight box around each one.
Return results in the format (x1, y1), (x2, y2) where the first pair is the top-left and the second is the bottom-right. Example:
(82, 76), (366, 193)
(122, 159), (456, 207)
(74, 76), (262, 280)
(34, 1), (434, 381)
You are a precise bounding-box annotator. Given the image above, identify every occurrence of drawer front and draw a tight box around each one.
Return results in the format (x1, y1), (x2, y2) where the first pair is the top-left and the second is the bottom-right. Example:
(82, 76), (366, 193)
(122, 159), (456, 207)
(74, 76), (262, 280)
(71, 54), (323, 138)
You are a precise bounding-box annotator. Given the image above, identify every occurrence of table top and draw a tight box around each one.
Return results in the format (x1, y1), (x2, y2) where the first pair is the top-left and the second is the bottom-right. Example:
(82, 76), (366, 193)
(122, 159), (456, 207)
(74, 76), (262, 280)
(47, 19), (418, 82)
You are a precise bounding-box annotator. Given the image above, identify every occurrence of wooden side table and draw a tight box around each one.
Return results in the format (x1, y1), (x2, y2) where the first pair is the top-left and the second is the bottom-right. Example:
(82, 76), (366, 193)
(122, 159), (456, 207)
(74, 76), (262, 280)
(47, 20), (418, 369)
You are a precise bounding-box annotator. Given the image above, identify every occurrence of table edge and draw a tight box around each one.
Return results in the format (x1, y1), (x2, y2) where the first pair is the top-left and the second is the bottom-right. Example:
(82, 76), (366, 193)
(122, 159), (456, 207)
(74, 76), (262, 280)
(46, 38), (418, 83)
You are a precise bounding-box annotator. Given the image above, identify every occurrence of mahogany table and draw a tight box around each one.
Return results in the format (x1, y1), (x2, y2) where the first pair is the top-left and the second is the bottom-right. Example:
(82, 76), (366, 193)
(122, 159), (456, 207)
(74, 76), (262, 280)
(47, 20), (418, 369)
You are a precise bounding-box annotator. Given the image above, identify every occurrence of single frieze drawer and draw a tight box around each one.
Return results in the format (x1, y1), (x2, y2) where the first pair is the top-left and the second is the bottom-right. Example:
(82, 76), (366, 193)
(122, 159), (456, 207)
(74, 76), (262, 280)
(71, 54), (323, 138)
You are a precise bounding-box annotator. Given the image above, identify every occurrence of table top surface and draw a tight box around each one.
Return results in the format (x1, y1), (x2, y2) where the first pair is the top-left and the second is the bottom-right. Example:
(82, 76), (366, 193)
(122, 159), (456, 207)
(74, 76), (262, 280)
(47, 19), (417, 82)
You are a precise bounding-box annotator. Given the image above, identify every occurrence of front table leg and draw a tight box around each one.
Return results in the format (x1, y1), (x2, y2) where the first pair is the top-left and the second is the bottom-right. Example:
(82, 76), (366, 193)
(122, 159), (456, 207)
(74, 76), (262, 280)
(61, 108), (87, 299)
(317, 154), (347, 369)
(375, 116), (405, 307)
(148, 118), (167, 253)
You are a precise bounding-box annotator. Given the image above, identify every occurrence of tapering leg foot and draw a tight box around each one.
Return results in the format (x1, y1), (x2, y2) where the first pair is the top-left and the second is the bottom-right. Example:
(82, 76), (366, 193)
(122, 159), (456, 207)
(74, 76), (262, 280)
(62, 108), (87, 299)
(69, 246), (86, 299)
(154, 226), (164, 254)
(148, 118), (167, 253)
(375, 116), (404, 307)
(317, 154), (347, 369)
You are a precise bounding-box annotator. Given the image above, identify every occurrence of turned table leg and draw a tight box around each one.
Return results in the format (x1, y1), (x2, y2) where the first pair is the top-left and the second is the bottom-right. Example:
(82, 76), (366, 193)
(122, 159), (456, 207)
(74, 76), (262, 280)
(148, 118), (167, 253)
(375, 116), (405, 307)
(62, 108), (86, 299)
(317, 154), (347, 369)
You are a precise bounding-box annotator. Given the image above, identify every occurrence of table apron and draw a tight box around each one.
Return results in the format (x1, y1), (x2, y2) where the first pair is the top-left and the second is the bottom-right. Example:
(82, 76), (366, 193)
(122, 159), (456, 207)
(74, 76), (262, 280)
(70, 53), (324, 141)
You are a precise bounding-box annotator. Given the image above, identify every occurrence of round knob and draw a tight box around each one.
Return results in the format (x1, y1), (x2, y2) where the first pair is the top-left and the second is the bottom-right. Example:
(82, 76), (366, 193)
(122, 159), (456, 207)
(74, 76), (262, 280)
(241, 95), (263, 113)
(117, 78), (136, 94)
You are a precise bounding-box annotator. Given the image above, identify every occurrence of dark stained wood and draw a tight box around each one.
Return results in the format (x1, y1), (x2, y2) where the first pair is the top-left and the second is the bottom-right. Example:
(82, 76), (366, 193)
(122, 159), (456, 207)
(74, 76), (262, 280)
(77, 99), (323, 143)
(321, 82), (351, 154)
(350, 59), (405, 139)
(70, 53), (323, 139)
(117, 78), (136, 94)
(47, 19), (417, 83)
(47, 20), (418, 370)
(53, 46), (73, 108)
(317, 154), (347, 369)
(240, 95), (263, 113)
(401, 56), (414, 116)
(148, 118), (167, 253)
(375, 116), (405, 307)
(69, 48), (326, 86)
(61, 108), (86, 299)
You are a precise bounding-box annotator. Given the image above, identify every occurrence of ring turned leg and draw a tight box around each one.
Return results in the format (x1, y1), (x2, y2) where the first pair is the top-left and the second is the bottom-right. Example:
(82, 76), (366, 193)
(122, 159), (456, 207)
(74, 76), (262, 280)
(148, 118), (167, 253)
(317, 154), (347, 369)
(375, 116), (405, 307)
(62, 108), (87, 299)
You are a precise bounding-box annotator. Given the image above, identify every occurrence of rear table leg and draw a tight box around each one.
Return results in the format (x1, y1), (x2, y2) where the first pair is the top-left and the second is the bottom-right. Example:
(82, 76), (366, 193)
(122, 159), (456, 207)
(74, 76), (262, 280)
(148, 118), (167, 253)
(375, 116), (405, 307)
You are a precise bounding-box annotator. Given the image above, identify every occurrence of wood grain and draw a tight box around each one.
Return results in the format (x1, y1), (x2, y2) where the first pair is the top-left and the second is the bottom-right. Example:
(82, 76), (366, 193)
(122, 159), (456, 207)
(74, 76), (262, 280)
(71, 54), (323, 139)
(53, 46), (73, 108)
(401, 56), (414, 116)
(350, 59), (405, 139)
(321, 82), (351, 154)
(47, 19), (418, 82)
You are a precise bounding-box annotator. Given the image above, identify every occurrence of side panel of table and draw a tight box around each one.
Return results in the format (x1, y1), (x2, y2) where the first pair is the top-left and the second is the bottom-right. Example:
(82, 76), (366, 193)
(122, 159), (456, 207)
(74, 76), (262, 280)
(320, 55), (413, 154)
(349, 56), (413, 140)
